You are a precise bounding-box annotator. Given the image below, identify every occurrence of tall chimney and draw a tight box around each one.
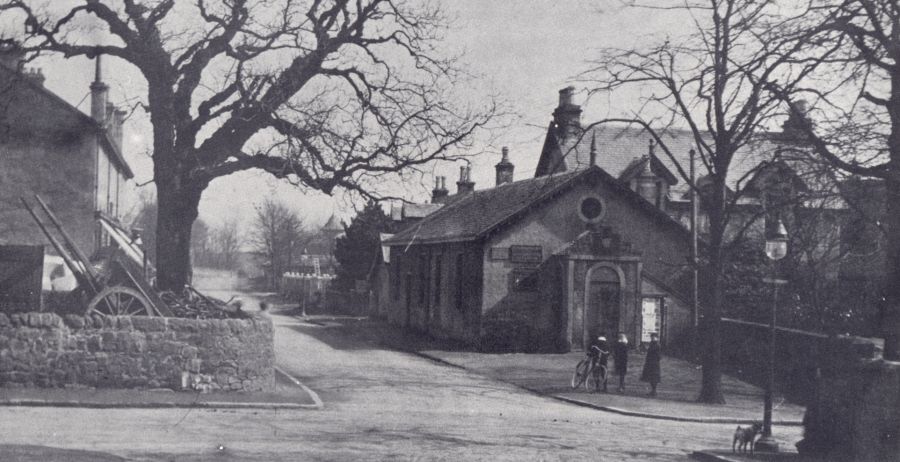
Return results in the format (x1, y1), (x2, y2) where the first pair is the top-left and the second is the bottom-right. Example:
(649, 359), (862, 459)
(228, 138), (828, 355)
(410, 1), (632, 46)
(432, 176), (449, 203)
(90, 54), (109, 124)
(495, 146), (515, 186)
(113, 107), (127, 150)
(781, 99), (812, 141)
(457, 165), (475, 194)
(553, 86), (582, 140)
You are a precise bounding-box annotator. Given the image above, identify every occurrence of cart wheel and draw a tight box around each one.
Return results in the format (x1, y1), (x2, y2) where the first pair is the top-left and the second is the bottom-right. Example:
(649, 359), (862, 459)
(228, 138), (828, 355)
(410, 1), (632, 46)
(86, 286), (154, 317)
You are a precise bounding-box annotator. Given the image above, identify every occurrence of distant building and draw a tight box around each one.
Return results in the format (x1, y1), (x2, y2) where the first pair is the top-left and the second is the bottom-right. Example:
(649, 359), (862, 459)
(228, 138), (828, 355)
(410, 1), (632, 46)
(378, 87), (884, 352)
(0, 46), (134, 255)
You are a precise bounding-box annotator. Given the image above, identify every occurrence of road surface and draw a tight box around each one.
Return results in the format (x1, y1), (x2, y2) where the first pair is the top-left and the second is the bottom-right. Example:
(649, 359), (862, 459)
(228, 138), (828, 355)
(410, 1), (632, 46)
(0, 306), (801, 460)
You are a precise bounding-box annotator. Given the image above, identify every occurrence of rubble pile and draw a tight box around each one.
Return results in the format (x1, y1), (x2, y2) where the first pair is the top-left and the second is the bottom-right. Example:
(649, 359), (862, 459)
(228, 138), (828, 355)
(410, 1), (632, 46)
(159, 291), (246, 320)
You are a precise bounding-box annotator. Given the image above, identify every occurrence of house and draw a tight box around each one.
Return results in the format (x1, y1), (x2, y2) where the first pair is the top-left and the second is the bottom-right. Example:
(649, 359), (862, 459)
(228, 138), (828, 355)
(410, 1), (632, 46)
(379, 87), (879, 352)
(0, 45), (134, 257)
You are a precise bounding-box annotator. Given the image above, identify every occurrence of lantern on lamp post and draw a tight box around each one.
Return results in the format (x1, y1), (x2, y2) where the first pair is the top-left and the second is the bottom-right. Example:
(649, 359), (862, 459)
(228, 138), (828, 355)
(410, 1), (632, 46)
(757, 217), (788, 453)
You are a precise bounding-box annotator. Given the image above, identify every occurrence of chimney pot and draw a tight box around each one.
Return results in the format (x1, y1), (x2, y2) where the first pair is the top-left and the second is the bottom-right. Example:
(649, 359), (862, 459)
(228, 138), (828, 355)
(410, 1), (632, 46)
(553, 87), (582, 138)
(495, 147), (515, 186)
(559, 86), (575, 107)
(457, 165), (475, 194)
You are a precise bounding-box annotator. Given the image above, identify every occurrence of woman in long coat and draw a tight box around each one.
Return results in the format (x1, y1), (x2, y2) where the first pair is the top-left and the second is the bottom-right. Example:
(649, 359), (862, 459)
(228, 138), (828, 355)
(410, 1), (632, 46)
(641, 333), (661, 396)
(613, 333), (629, 392)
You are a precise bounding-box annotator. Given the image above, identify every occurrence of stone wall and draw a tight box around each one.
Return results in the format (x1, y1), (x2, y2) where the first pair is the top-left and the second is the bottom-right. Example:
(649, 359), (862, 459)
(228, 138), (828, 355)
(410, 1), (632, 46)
(800, 359), (900, 461)
(0, 312), (275, 392)
(719, 317), (876, 405)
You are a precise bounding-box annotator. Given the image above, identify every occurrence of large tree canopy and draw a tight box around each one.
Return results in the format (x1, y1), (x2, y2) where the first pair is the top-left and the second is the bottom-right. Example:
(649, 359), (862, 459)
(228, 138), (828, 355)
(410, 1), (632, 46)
(580, 0), (844, 403)
(0, 0), (496, 290)
(766, 0), (900, 359)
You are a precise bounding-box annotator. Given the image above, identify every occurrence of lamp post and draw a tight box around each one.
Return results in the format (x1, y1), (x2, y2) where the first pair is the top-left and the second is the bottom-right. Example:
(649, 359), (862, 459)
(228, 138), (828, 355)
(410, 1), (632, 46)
(757, 217), (788, 452)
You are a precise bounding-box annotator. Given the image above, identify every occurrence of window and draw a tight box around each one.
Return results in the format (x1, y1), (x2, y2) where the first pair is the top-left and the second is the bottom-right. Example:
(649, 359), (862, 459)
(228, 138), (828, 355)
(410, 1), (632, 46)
(418, 254), (430, 304)
(433, 254), (443, 305)
(455, 253), (464, 311)
(392, 255), (401, 300)
(578, 194), (606, 223)
(512, 268), (539, 292)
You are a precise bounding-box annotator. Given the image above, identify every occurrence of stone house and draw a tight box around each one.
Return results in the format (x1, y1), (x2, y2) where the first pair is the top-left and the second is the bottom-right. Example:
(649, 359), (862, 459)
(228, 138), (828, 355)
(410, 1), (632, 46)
(0, 47), (134, 255)
(379, 87), (881, 352)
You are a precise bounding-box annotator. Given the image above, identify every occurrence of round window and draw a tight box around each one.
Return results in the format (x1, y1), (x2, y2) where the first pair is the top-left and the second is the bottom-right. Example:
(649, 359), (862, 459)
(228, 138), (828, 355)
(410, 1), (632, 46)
(578, 195), (605, 223)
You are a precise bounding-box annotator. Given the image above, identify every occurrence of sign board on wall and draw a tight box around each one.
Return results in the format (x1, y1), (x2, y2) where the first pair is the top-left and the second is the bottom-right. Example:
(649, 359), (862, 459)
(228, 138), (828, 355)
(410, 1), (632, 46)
(490, 247), (509, 260)
(509, 245), (542, 263)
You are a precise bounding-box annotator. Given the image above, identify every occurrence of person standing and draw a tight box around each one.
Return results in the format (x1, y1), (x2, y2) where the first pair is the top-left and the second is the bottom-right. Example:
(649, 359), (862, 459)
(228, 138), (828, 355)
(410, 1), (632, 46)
(613, 332), (629, 392)
(641, 332), (662, 397)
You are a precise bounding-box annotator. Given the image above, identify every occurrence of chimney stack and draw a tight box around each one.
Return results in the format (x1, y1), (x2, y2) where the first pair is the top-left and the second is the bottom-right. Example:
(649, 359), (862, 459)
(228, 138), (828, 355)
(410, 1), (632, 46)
(553, 86), (582, 141)
(456, 165), (475, 194)
(90, 54), (109, 124)
(23, 67), (44, 86)
(432, 176), (449, 203)
(495, 146), (515, 186)
(781, 99), (812, 141)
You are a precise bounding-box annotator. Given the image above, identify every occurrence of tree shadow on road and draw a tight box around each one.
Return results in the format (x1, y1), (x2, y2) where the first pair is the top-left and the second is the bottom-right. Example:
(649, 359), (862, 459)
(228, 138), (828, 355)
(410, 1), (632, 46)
(280, 315), (474, 354)
(0, 444), (126, 462)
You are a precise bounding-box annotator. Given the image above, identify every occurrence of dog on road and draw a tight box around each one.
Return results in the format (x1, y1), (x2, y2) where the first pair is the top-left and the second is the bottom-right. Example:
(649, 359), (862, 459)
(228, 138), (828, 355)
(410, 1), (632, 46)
(732, 423), (762, 453)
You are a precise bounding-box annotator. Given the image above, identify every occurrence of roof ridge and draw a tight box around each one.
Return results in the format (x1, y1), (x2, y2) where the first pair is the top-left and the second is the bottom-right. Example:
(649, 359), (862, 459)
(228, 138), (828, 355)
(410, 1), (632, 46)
(387, 169), (584, 244)
(473, 169), (592, 240)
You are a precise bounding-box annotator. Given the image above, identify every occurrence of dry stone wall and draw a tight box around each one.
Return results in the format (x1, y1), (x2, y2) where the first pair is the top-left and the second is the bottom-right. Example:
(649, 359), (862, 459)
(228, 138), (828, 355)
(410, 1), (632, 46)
(0, 312), (275, 392)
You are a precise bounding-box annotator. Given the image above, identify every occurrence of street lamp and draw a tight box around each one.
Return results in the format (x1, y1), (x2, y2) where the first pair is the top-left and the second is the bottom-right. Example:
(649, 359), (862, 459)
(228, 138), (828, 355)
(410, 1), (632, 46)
(757, 217), (788, 453)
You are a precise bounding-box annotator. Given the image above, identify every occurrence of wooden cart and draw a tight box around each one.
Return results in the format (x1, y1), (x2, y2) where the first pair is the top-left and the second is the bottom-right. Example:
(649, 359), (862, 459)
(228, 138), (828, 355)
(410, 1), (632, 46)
(21, 195), (171, 317)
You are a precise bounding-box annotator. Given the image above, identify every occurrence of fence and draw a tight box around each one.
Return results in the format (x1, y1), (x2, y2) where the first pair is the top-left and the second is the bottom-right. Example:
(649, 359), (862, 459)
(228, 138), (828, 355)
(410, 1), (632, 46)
(280, 272), (334, 313)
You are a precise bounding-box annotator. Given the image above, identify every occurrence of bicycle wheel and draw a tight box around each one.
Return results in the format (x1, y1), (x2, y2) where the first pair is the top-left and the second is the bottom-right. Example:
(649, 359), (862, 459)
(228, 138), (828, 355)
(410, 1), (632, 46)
(588, 365), (608, 392)
(571, 359), (590, 389)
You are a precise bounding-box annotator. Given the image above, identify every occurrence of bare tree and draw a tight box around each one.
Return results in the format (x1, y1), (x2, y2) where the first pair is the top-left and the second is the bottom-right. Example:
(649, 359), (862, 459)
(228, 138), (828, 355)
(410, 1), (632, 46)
(580, 0), (842, 403)
(210, 217), (242, 271)
(0, 0), (497, 290)
(250, 198), (310, 289)
(767, 0), (900, 359)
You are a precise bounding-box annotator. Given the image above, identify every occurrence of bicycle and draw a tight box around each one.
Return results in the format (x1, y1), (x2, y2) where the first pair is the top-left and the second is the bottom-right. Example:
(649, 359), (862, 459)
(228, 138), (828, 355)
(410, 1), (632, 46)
(571, 354), (608, 392)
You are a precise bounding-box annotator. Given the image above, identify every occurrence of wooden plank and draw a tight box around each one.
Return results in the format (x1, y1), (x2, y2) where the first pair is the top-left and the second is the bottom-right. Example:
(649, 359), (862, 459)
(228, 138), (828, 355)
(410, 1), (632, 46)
(33, 195), (101, 285)
(19, 197), (92, 292)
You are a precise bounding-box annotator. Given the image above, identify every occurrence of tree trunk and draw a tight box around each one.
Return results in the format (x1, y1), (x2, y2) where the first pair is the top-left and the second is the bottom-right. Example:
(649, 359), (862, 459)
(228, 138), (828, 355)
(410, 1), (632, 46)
(883, 102), (900, 360)
(155, 177), (202, 292)
(698, 183), (727, 404)
(883, 173), (900, 360)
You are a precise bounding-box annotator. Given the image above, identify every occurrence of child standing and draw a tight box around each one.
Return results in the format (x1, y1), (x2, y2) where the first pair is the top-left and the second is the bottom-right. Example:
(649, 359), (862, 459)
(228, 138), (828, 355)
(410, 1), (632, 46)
(613, 332), (629, 392)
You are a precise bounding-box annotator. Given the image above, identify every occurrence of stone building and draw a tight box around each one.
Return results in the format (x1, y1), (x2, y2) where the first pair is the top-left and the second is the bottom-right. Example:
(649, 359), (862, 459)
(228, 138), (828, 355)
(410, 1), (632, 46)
(0, 47), (134, 255)
(380, 87), (880, 352)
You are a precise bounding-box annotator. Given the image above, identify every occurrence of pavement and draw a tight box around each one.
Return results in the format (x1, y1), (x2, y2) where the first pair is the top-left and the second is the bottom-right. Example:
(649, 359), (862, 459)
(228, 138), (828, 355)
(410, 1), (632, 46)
(309, 314), (806, 426)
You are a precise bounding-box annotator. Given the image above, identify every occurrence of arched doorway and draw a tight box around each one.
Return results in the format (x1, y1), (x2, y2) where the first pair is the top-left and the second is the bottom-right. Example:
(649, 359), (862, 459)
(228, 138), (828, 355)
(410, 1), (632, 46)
(584, 264), (623, 348)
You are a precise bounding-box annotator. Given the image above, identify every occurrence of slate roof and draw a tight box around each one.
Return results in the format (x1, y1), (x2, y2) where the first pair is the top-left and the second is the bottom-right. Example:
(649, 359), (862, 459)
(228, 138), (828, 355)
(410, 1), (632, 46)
(0, 64), (134, 179)
(542, 124), (785, 198)
(385, 169), (585, 245)
(385, 166), (693, 246)
(404, 203), (443, 218)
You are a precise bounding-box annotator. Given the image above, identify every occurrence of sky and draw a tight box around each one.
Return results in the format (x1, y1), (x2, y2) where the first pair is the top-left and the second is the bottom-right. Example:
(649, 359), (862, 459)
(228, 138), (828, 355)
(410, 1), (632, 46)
(19, 1), (688, 231)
